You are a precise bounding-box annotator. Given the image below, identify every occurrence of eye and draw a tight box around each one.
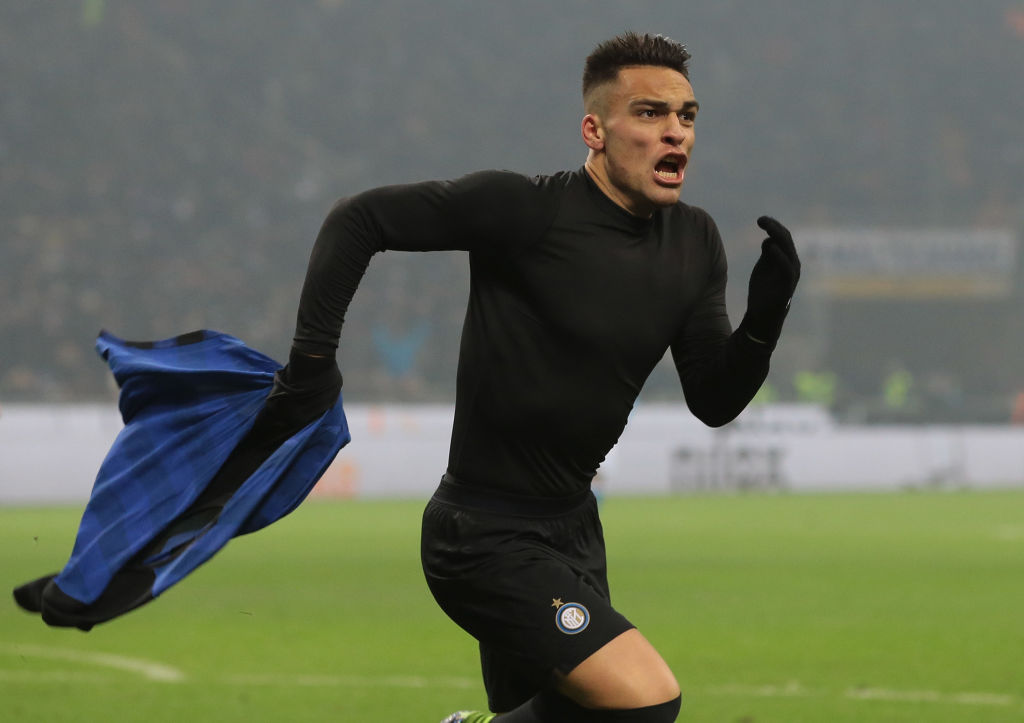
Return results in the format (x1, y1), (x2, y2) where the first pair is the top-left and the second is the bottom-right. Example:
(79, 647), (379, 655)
(639, 109), (657, 118)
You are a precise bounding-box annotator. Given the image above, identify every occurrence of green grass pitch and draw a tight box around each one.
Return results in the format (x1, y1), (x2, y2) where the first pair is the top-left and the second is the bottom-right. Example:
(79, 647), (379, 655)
(3, 490), (1023, 722)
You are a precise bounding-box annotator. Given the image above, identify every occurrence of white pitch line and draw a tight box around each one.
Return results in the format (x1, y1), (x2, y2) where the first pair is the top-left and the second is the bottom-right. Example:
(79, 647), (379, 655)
(0, 644), (185, 682)
(0, 670), (115, 684)
(703, 681), (1017, 708)
(845, 687), (1016, 707)
(1, 654), (1019, 710)
(706, 680), (811, 698)
(993, 524), (1024, 541)
(222, 672), (478, 689)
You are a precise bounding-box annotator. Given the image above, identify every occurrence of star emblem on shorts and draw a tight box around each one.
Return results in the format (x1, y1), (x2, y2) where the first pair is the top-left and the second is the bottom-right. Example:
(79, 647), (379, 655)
(551, 598), (563, 608)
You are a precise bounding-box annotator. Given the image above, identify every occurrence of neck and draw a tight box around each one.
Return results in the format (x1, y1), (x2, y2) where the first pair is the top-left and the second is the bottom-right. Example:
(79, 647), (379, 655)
(583, 156), (652, 218)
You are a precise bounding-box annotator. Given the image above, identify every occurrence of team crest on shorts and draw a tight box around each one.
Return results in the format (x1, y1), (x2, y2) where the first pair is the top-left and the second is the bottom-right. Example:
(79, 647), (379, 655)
(554, 602), (590, 634)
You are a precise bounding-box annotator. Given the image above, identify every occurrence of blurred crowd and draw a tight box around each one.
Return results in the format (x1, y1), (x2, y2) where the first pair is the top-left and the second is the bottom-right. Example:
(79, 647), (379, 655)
(2, 1), (1022, 423)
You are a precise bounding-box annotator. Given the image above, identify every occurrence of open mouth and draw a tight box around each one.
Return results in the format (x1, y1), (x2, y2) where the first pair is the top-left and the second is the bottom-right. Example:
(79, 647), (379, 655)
(654, 154), (687, 183)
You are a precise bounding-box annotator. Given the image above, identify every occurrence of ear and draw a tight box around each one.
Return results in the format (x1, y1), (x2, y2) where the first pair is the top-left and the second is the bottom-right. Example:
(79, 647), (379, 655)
(581, 113), (605, 151)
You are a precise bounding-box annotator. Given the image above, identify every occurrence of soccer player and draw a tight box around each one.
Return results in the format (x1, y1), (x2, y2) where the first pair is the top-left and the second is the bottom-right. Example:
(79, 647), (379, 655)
(293, 31), (798, 722)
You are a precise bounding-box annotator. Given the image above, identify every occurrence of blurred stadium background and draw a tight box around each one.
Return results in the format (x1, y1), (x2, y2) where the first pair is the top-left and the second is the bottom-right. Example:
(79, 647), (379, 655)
(2, 1), (1022, 422)
(2, 3), (1024, 720)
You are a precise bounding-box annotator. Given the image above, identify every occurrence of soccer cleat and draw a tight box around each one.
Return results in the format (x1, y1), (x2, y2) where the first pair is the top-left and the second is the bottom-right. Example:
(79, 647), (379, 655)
(440, 712), (496, 723)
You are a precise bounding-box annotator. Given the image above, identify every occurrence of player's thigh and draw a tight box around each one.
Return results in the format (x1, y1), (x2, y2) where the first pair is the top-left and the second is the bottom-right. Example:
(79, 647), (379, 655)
(557, 628), (680, 709)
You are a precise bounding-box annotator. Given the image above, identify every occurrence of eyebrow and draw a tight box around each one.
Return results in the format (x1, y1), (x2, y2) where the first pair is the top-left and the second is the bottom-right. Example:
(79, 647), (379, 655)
(630, 98), (701, 113)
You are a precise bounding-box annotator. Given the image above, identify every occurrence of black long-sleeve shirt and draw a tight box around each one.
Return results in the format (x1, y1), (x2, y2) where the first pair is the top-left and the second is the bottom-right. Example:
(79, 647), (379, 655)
(293, 168), (771, 497)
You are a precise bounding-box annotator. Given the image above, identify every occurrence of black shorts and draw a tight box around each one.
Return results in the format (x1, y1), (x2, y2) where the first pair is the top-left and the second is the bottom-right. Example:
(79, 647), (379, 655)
(421, 474), (635, 712)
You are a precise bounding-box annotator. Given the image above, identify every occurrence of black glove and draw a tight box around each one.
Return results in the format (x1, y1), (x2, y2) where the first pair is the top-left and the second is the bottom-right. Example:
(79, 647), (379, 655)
(741, 216), (801, 347)
(189, 350), (342, 507)
(253, 350), (343, 443)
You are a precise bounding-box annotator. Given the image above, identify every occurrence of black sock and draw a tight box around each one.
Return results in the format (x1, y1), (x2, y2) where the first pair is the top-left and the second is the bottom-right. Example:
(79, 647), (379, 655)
(496, 690), (681, 722)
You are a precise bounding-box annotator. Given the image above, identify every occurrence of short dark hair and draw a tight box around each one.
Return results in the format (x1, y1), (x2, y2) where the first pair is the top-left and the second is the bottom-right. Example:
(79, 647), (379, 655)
(582, 32), (691, 99)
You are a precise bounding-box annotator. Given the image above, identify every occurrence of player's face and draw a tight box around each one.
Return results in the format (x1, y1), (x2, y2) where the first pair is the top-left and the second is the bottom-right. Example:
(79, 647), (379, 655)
(583, 66), (698, 217)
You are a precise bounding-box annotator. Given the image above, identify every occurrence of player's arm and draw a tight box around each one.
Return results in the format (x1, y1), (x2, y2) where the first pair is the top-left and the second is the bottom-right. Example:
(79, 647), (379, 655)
(671, 215), (800, 427)
(268, 171), (543, 426)
(243, 172), (544, 444)
(292, 170), (542, 358)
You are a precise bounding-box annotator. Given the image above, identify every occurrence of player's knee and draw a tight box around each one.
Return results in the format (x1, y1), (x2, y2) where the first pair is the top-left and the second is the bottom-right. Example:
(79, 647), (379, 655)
(647, 665), (682, 703)
(562, 665), (679, 711)
(621, 664), (680, 708)
(560, 628), (680, 709)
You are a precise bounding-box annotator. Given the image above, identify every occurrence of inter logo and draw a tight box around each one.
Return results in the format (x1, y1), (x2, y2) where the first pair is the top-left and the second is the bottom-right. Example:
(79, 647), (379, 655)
(554, 602), (590, 634)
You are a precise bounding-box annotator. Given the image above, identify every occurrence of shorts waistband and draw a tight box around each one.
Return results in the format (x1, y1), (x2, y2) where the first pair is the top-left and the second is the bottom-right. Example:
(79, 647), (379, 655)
(432, 473), (593, 517)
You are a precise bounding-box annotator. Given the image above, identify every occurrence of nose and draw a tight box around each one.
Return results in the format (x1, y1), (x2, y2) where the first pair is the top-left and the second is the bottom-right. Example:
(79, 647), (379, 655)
(662, 116), (686, 146)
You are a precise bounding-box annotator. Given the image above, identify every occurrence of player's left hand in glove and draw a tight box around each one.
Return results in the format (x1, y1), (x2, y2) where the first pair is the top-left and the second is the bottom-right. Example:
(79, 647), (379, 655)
(740, 215), (801, 348)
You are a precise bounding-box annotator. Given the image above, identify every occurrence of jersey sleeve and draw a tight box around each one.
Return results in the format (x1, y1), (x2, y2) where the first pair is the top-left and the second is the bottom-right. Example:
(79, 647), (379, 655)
(291, 171), (549, 356)
(670, 211), (773, 427)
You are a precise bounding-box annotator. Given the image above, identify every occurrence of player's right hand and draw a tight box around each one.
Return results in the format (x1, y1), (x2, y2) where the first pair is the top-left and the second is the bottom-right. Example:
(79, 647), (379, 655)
(251, 351), (342, 444)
